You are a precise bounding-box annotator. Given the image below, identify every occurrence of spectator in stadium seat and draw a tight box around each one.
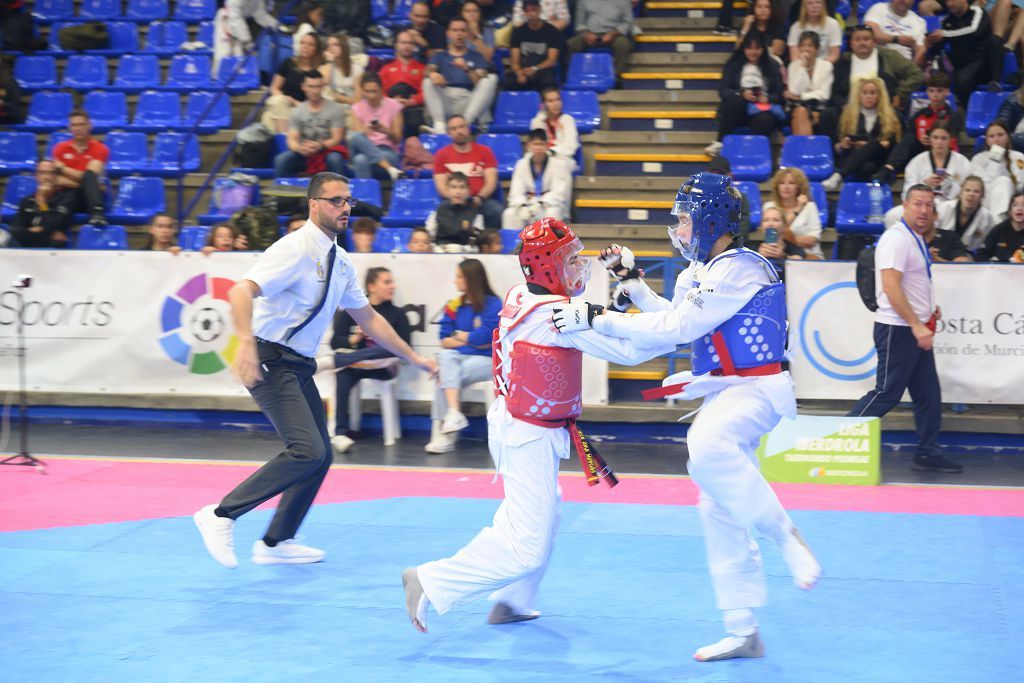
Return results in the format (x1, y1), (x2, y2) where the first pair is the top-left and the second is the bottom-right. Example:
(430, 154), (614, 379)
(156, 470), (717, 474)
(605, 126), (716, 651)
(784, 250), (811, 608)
(407, 226), (434, 252)
(287, 214), (308, 233)
(140, 213), (182, 254)
(968, 121), (1024, 221)
(512, 0), (569, 32)
(784, 31), (834, 136)
(566, 0), (635, 77)
(52, 110), (108, 228)
(213, 0), (291, 74)
(475, 228), (504, 253)
(202, 222), (248, 254)
(529, 87), (580, 171)
(433, 115), (502, 228)
(462, 1), (497, 63)
(976, 191), (1024, 260)
(319, 33), (364, 123)
(502, 129), (572, 229)
(763, 166), (823, 259)
(704, 31), (784, 157)
(995, 82), (1024, 152)
(0, 60), (24, 125)
(422, 17), (499, 134)
(502, 0), (561, 92)
(925, 0), (1005, 106)
(822, 76), (902, 191)
(864, 0), (928, 68)
(786, 0), (843, 64)
(349, 72), (404, 182)
(900, 122), (972, 206)
(936, 176), (995, 252)
(350, 216), (378, 253)
(293, 2), (326, 54)
(755, 206), (807, 268)
(924, 211), (974, 262)
(274, 72), (348, 178)
(403, 1), (447, 61)
(427, 171), (485, 250)
(730, 0), (786, 58)
(263, 33), (326, 134)
(379, 30), (428, 139)
(7, 161), (72, 249)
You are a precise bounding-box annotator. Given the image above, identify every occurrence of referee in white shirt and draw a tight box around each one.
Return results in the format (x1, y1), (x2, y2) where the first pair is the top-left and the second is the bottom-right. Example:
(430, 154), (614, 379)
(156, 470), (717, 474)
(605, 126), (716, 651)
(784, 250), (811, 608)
(848, 184), (962, 473)
(194, 172), (439, 568)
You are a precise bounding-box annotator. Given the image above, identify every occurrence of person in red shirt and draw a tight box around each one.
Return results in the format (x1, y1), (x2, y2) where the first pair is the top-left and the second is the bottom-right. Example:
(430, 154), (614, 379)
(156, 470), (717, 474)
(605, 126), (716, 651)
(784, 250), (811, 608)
(379, 29), (427, 139)
(51, 110), (109, 227)
(433, 115), (501, 228)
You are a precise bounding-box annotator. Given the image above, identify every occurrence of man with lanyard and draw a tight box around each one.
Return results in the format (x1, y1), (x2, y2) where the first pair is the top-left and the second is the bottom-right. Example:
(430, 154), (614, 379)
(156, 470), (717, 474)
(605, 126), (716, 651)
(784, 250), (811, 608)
(550, 172), (822, 662)
(849, 185), (962, 473)
(194, 172), (438, 568)
(402, 218), (675, 633)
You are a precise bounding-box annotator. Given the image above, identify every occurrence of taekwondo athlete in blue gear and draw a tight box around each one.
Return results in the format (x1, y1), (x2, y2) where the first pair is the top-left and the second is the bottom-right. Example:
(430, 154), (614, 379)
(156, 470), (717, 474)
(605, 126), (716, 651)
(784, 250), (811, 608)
(552, 172), (823, 663)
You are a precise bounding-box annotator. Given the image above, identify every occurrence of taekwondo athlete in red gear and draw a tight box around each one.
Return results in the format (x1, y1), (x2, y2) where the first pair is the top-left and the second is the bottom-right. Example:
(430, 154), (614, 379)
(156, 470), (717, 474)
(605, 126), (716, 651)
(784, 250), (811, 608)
(402, 218), (676, 633)
(551, 172), (823, 662)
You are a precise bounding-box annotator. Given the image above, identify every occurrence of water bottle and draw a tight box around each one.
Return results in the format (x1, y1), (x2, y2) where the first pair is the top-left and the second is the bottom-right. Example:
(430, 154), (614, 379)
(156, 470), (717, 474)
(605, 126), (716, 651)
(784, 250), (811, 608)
(867, 180), (884, 224)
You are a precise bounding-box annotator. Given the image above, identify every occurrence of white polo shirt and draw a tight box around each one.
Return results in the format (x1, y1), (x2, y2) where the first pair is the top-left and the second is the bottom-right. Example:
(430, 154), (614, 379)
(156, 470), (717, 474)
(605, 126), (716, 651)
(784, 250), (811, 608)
(874, 220), (933, 327)
(245, 221), (369, 357)
(864, 3), (926, 63)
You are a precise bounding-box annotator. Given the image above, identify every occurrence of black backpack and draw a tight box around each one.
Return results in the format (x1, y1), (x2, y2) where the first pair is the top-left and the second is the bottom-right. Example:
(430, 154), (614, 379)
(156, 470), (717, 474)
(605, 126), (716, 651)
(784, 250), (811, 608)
(855, 243), (878, 312)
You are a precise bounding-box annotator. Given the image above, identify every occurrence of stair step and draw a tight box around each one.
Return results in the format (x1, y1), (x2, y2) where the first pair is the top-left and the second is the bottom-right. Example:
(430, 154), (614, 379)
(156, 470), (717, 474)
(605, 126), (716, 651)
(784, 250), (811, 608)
(621, 71), (721, 90)
(576, 198), (676, 225)
(635, 34), (736, 52)
(608, 110), (717, 132)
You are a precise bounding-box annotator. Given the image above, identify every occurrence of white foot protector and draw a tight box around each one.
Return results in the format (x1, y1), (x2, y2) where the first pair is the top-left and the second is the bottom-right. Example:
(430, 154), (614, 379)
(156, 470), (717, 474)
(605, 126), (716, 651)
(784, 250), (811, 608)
(402, 567), (430, 633)
(781, 527), (822, 590)
(694, 632), (765, 662)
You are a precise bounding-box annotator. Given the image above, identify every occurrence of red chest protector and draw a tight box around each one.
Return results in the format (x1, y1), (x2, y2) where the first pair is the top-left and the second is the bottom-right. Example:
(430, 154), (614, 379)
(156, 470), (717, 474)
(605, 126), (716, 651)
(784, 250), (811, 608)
(492, 286), (583, 427)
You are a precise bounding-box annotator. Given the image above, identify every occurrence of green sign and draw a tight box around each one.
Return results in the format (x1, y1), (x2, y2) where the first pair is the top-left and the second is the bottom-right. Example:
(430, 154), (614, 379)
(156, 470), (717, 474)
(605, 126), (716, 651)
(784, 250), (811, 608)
(756, 415), (881, 486)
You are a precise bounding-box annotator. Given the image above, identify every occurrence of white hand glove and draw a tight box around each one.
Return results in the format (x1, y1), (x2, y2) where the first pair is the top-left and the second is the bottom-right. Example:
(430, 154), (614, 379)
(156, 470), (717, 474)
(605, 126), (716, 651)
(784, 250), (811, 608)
(551, 300), (605, 333)
(598, 244), (641, 281)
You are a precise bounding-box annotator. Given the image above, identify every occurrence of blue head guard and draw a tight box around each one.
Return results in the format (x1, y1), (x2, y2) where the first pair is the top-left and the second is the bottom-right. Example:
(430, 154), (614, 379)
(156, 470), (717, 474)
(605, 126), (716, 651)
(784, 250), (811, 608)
(668, 172), (743, 264)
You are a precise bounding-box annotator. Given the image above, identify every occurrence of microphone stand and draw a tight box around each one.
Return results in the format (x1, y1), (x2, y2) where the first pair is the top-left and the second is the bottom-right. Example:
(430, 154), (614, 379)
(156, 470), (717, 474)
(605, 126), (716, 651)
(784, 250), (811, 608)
(1, 284), (45, 473)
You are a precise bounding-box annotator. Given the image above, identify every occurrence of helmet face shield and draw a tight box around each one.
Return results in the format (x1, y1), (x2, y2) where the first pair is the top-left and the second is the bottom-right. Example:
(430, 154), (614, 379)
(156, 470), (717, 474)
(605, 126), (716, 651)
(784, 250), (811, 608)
(554, 237), (591, 297)
(667, 211), (701, 263)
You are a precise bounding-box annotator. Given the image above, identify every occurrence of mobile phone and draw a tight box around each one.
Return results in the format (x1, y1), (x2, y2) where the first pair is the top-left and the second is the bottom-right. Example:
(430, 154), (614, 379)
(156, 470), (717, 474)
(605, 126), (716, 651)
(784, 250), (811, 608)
(934, 168), (947, 177)
(371, 118), (380, 126)
(764, 228), (779, 244)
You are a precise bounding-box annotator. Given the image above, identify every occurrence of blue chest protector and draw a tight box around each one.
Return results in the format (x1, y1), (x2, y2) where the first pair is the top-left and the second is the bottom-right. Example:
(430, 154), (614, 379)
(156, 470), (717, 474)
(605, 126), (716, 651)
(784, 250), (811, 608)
(689, 249), (787, 377)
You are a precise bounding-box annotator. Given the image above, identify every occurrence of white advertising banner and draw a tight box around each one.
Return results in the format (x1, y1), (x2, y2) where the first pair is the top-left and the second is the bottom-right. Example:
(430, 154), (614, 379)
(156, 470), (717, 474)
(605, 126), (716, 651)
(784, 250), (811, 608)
(0, 251), (611, 405)
(786, 260), (1024, 404)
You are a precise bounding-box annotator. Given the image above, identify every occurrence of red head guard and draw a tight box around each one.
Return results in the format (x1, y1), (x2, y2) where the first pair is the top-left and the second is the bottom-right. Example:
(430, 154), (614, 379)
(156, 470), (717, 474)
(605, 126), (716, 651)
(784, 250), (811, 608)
(517, 217), (591, 297)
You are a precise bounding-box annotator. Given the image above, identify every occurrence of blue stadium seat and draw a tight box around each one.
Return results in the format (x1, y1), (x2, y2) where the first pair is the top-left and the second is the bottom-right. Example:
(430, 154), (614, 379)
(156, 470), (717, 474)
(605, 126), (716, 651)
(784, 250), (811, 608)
(83, 90), (129, 131)
(835, 182), (893, 235)
(75, 225), (104, 249)
(1, 175), (36, 220)
(14, 56), (57, 90)
(112, 54), (161, 92)
(489, 91), (541, 134)
(33, 0), (74, 22)
(88, 22), (140, 55)
(77, 225), (128, 249)
(857, 0), (883, 18)
(349, 178), (384, 210)
(184, 91), (232, 133)
(371, 0), (389, 21)
(150, 132), (201, 176)
(165, 53), (212, 90)
(131, 90), (183, 131)
(216, 55), (261, 94)
(108, 177), (165, 224)
(477, 133), (522, 180)
(721, 135), (772, 182)
(198, 177), (261, 224)
(106, 132), (151, 177)
(564, 53), (615, 93)
(808, 182), (829, 226)
(144, 20), (189, 55)
(411, 134), (451, 177)
(173, 0), (215, 21)
(562, 89), (600, 134)
(125, 0), (169, 22)
(62, 55), (109, 89)
(0, 133), (38, 175)
(78, 0), (120, 20)
(46, 131), (74, 158)
(14, 91), (73, 132)
(381, 179), (439, 227)
(732, 180), (762, 228)
(1003, 48), (1018, 83)
(258, 31), (294, 77)
(178, 225), (210, 250)
(388, 0), (415, 22)
(500, 228), (520, 254)
(966, 91), (1010, 137)
(779, 135), (834, 182)
(374, 227), (413, 253)
(195, 20), (214, 46)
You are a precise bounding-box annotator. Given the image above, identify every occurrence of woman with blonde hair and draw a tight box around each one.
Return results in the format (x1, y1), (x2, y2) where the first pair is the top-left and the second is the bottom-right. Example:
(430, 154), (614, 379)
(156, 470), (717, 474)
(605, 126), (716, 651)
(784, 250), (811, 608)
(262, 32), (326, 133)
(786, 0), (842, 64)
(821, 77), (901, 191)
(319, 32), (364, 118)
(763, 166), (823, 259)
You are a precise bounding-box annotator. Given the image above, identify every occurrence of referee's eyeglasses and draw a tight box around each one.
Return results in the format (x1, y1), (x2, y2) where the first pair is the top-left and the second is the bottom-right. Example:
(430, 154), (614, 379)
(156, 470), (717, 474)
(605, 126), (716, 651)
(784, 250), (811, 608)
(313, 196), (358, 209)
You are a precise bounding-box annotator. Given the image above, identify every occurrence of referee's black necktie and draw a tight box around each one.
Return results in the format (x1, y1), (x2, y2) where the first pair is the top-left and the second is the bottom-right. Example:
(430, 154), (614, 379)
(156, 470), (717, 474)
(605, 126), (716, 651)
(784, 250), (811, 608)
(287, 243), (336, 341)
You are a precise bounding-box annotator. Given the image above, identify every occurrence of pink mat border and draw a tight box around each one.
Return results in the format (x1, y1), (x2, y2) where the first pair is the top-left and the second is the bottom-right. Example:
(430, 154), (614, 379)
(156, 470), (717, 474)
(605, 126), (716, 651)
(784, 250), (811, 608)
(1, 456), (1022, 532)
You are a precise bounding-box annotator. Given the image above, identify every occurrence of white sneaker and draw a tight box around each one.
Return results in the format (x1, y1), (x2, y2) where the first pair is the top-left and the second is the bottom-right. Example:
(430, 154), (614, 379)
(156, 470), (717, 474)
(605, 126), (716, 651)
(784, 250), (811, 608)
(251, 538), (326, 564)
(694, 632), (765, 662)
(332, 434), (354, 453)
(821, 172), (843, 192)
(704, 140), (723, 156)
(193, 504), (238, 568)
(424, 435), (455, 454)
(780, 527), (822, 590)
(440, 410), (468, 433)
(385, 165), (403, 182)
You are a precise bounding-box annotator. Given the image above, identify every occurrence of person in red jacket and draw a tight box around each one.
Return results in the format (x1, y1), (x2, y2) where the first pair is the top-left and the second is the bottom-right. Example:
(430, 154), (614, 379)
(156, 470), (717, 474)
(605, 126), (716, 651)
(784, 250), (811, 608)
(51, 110), (109, 227)
(379, 29), (428, 139)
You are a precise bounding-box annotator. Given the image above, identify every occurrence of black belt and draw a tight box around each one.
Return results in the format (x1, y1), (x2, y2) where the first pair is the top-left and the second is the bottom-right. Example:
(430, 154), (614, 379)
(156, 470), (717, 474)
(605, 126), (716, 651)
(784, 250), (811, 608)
(255, 337), (314, 361)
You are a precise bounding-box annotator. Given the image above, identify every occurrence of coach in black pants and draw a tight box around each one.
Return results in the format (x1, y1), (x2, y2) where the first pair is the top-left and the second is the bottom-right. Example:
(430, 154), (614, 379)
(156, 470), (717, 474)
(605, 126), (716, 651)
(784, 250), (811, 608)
(193, 172), (438, 569)
(848, 185), (962, 474)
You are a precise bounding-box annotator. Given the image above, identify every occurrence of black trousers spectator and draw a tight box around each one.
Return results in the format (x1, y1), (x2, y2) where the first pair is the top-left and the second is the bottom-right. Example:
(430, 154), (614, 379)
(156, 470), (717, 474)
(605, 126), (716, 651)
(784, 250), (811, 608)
(837, 140), (889, 181)
(401, 105), (427, 140)
(847, 323), (941, 458)
(219, 340), (332, 542)
(884, 134), (927, 174)
(950, 35), (1004, 107)
(500, 68), (558, 92)
(57, 169), (106, 217)
(332, 346), (397, 433)
(717, 94), (778, 139)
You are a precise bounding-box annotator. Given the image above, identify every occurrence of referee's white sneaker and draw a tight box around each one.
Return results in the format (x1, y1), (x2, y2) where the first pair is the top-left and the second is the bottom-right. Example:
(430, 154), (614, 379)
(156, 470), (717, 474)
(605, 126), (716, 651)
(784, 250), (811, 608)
(440, 409), (469, 433)
(193, 504), (238, 569)
(252, 538), (326, 564)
